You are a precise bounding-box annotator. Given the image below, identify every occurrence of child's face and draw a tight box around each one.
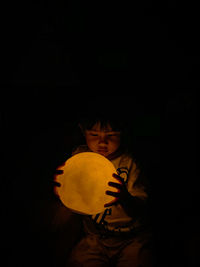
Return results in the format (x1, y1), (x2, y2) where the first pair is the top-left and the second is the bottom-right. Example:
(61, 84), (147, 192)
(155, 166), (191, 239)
(84, 122), (121, 159)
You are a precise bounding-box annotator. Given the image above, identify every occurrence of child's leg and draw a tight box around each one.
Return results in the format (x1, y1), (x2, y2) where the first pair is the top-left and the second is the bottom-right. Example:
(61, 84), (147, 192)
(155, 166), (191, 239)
(116, 237), (153, 267)
(67, 234), (109, 267)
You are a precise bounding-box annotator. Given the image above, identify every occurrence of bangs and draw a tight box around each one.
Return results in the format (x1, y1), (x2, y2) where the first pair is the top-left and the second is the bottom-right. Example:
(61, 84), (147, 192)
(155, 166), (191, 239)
(80, 115), (124, 132)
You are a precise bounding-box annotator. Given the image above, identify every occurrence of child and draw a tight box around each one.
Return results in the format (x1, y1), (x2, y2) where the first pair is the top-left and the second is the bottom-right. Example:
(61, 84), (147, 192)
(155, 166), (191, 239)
(54, 111), (153, 267)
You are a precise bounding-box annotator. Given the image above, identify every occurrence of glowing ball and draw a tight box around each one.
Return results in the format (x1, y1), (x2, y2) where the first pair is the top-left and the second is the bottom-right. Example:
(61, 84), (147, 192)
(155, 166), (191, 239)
(54, 152), (119, 215)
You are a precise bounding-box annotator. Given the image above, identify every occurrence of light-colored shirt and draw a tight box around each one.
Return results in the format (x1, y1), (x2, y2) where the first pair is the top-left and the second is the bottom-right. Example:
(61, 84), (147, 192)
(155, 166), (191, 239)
(72, 145), (149, 233)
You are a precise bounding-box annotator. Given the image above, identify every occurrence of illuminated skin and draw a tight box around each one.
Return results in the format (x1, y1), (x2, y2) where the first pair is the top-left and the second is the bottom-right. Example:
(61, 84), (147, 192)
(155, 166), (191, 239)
(84, 122), (121, 160)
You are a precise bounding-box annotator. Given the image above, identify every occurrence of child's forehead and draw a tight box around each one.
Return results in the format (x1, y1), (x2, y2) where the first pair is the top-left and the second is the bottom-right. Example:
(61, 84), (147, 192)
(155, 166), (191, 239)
(90, 122), (115, 132)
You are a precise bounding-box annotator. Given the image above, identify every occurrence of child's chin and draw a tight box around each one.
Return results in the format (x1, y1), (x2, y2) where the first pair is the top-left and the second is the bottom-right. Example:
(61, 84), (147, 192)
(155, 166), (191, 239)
(97, 151), (109, 157)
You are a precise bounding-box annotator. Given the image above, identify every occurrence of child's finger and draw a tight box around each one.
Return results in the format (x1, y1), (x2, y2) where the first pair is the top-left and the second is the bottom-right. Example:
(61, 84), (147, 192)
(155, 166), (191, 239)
(53, 170), (64, 181)
(112, 173), (123, 184)
(53, 181), (61, 187)
(105, 190), (120, 198)
(55, 170), (64, 175)
(108, 181), (122, 190)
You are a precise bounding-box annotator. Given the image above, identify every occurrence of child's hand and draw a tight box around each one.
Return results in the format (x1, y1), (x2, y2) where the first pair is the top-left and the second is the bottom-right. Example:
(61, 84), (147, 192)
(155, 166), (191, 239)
(53, 169), (63, 196)
(104, 173), (130, 208)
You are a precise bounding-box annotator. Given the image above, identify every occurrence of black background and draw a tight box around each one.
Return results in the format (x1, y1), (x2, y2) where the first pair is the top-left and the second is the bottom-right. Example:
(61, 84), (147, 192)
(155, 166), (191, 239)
(1, 1), (198, 266)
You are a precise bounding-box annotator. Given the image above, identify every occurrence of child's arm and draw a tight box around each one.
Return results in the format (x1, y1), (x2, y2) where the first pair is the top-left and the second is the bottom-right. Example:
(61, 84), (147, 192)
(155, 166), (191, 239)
(105, 173), (148, 218)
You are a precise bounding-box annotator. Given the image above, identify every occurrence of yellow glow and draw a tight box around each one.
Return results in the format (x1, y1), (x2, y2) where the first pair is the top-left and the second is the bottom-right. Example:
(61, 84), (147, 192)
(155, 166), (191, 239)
(54, 152), (119, 215)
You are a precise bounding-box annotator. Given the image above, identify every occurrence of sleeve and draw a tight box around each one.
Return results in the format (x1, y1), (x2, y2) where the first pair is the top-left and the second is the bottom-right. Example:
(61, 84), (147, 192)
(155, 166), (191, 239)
(127, 160), (149, 200)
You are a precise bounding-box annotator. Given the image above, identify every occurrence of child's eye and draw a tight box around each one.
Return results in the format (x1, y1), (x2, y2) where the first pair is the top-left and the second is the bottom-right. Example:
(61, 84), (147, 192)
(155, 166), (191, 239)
(107, 133), (119, 137)
(90, 133), (98, 136)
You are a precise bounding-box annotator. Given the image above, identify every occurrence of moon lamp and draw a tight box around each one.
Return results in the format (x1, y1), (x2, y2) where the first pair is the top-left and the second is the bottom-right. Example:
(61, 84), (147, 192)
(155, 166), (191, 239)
(54, 152), (119, 215)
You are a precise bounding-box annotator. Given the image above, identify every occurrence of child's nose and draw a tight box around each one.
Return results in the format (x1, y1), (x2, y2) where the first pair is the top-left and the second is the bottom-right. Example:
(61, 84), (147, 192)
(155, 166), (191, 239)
(98, 135), (108, 144)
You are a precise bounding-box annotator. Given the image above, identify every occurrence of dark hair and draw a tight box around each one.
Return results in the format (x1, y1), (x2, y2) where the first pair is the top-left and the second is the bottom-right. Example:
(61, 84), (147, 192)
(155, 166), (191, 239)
(71, 96), (139, 154)
(79, 113), (126, 132)
(77, 109), (133, 153)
